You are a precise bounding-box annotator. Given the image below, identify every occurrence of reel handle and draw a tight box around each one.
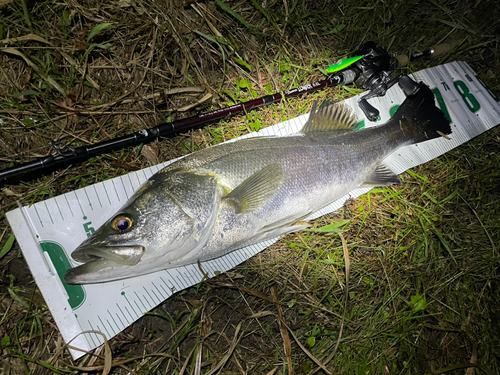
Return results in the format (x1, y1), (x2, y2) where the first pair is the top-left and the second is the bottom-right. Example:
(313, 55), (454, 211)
(358, 98), (380, 122)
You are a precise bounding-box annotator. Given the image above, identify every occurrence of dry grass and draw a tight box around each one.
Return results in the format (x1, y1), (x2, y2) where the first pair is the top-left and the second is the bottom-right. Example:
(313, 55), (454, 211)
(1, 0), (499, 374)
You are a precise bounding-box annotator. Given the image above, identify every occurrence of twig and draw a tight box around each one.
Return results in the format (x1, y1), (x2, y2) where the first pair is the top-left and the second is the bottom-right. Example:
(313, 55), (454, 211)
(285, 323), (332, 375)
(214, 281), (275, 303)
(204, 322), (242, 375)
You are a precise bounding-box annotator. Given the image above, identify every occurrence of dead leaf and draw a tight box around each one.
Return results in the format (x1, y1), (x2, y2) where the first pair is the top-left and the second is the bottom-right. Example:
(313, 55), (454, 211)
(0, 33), (51, 45)
(2, 188), (23, 197)
(141, 142), (161, 166)
(177, 93), (212, 112)
(21, 68), (32, 85)
(75, 40), (86, 51)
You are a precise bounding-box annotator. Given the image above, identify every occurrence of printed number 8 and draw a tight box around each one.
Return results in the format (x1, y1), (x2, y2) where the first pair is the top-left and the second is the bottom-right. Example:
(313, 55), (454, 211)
(454, 80), (481, 113)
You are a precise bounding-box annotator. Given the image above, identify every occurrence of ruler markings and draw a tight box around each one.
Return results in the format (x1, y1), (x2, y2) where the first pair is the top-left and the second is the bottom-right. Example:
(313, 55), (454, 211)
(33, 204), (43, 228)
(64, 195), (74, 217)
(181, 266), (195, 286)
(72, 317), (92, 353)
(228, 252), (240, 266)
(159, 276), (176, 294)
(83, 188), (93, 211)
(158, 281), (169, 297)
(159, 276), (169, 287)
(206, 262), (218, 278)
(111, 179), (120, 202)
(97, 315), (112, 338)
(73, 191), (85, 217)
(135, 171), (142, 187)
(164, 270), (182, 292)
(115, 303), (130, 325)
(122, 304), (134, 323)
(119, 176), (129, 200)
(142, 286), (158, 306)
(133, 300), (143, 316)
(43, 201), (54, 225)
(219, 254), (232, 270)
(148, 286), (161, 305)
(219, 256), (232, 271)
(174, 271), (188, 289)
(201, 262), (214, 277)
(87, 321), (100, 347)
(150, 282), (167, 301)
(107, 309), (121, 332)
(172, 272), (185, 290)
(102, 182), (112, 205)
(134, 291), (150, 311)
(127, 174), (137, 193)
(113, 305), (127, 326)
(122, 293), (139, 316)
(93, 185), (103, 208)
(54, 197), (64, 221)
(106, 319), (117, 338)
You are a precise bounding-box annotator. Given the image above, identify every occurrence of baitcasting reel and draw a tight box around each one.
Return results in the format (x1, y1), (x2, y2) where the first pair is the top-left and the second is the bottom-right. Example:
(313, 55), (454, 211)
(327, 41), (420, 121)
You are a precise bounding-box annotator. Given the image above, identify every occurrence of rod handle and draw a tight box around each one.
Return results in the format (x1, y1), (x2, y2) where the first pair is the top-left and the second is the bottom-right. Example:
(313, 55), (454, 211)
(431, 42), (454, 57)
(396, 54), (410, 67)
(396, 42), (456, 66)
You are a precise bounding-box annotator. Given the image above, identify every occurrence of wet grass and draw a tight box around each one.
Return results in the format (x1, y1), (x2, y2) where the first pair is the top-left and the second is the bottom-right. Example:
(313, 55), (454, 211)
(1, 0), (500, 374)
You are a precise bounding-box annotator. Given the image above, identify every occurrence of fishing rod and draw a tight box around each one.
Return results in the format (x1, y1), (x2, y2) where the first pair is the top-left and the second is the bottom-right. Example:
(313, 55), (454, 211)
(0, 41), (453, 185)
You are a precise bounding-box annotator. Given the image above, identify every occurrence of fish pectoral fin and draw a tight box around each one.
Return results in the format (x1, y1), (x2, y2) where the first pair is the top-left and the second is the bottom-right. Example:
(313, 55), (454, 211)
(362, 164), (401, 187)
(224, 163), (283, 214)
(301, 100), (358, 135)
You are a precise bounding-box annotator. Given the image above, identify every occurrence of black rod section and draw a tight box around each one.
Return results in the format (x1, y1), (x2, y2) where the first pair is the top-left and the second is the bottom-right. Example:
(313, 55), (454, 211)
(0, 74), (346, 184)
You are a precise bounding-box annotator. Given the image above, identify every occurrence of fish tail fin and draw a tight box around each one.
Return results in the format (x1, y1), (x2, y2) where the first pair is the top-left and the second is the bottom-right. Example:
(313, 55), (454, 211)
(390, 82), (451, 144)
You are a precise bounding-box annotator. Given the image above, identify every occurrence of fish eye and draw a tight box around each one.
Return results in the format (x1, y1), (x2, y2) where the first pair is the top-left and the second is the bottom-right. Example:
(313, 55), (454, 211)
(111, 215), (133, 232)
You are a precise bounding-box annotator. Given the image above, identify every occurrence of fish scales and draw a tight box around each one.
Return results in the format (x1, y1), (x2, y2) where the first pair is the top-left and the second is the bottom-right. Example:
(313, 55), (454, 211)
(175, 126), (402, 205)
(183, 128), (407, 260)
(65, 83), (452, 284)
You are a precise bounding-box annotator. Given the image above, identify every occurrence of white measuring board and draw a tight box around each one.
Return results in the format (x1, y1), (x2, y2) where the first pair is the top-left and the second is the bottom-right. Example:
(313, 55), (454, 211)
(6, 61), (500, 359)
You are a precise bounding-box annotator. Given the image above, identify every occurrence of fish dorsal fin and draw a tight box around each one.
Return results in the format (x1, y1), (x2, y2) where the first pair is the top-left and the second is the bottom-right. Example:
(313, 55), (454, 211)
(301, 100), (358, 135)
(362, 164), (401, 187)
(224, 163), (283, 214)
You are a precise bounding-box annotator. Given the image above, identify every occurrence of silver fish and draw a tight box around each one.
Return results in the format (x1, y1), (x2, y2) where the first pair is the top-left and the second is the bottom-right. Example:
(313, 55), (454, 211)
(65, 83), (451, 284)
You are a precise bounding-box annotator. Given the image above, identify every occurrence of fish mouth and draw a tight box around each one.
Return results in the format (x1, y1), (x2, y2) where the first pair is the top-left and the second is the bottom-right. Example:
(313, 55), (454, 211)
(71, 245), (145, 265)
(64, 245), (145, 285)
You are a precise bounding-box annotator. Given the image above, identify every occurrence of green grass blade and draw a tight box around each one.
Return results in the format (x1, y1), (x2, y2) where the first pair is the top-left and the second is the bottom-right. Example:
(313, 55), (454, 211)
(0, 234), (15, 260)
(20, 0), (33, 32)
(193, 30), (226, 88)
(215, 0), (252, 30)
(87, 22), (112, 43)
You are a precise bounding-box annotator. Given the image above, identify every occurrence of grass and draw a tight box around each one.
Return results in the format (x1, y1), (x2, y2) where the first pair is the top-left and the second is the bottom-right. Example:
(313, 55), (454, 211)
(1, 0), (500, 374)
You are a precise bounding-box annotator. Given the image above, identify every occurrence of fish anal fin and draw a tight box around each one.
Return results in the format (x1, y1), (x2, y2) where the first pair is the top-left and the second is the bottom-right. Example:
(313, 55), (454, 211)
(362, 164), (401, 187)
(224, 163), (283, 214)
(257, 210), (312, 235)
(301, 100), (358, 135)
(256, 223), (310, 243)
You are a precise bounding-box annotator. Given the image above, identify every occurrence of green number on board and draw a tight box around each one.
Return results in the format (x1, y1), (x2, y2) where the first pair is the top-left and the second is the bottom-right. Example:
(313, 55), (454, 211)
(454, 80), (481, 113)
